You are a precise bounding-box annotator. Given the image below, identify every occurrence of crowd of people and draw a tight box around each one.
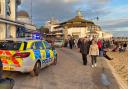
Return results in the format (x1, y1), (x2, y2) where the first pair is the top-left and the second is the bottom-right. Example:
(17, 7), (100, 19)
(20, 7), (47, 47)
(64, 38), (78, 49)
(64, 37), (128, 67)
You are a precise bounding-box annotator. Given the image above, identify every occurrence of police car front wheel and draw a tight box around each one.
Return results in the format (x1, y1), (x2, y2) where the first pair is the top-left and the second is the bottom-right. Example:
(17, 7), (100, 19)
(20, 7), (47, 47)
(30, 61), (41, 76)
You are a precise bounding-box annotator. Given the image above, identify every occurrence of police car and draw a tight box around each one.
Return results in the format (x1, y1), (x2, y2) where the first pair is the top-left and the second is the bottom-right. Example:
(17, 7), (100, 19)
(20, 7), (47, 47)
(0, 38), (57, 76)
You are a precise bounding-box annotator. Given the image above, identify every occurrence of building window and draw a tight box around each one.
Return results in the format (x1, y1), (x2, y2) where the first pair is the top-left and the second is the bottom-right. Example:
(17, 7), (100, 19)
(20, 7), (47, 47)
(0, 0), (1, 14)
(6, 0), (11, 16)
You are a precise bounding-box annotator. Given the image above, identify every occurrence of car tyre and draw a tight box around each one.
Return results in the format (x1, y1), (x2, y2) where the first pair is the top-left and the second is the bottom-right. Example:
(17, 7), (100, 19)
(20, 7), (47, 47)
(30, 61), (41, 76)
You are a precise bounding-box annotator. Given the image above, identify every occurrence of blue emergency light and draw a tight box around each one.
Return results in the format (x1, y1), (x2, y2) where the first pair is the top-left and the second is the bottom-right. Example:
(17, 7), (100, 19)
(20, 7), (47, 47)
(32, 33), (41, 40)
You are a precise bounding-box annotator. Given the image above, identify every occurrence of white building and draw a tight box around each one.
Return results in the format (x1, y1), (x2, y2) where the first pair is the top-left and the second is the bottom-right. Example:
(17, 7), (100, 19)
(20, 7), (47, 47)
(0, 0), (36, 39)
(54, 10), (112, 39)
(44, 18), (60, 32)
(17, 10), (36, 30)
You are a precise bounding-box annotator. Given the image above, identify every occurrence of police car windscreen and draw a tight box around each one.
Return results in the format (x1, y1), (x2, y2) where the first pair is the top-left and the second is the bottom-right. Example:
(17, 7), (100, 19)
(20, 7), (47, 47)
(0, 41), (22, 50)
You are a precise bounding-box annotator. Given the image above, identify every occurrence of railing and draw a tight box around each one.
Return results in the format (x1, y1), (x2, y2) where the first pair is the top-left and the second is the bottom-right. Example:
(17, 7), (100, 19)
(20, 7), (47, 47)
(113, 37), (128, 42)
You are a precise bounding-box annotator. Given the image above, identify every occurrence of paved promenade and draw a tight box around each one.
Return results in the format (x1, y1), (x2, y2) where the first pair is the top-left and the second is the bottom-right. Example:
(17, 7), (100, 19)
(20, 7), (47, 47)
(3, 48), (120, 89)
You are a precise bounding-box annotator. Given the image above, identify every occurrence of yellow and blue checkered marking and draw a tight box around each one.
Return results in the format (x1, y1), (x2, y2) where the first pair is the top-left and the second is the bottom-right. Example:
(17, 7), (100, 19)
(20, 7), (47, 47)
(34, 50), (41, 59)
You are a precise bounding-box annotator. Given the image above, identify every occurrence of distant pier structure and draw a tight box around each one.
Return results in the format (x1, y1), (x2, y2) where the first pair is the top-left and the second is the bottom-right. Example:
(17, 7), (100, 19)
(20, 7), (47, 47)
(113, 37), (128, 42)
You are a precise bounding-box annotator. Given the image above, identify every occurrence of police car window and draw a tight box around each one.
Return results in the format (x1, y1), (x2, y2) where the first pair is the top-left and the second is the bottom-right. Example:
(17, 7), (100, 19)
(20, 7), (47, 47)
(31, 43), (36, 49)
(35, 41), (44, 49)
(44, 41), (51, 49)
(0, 41), (21, 50)
(23, 42), (27, 50)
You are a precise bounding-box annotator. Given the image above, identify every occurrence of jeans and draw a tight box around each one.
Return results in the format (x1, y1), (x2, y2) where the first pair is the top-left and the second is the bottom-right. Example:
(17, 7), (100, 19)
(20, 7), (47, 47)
(91, 55), (97, 65)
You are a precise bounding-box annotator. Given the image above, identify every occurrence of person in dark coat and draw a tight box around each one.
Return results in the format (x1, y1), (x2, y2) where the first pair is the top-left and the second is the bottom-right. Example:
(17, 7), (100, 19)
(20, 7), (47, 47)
(69, 38), (74, 49)
(64, 39), (68, 47)
(77, 38), (82, 48)
(80, 38), (90, 65)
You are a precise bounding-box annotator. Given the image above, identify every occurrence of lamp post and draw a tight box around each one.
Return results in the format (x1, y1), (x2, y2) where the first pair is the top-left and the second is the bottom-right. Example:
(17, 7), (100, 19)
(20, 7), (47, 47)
(30, 0), (32, 24)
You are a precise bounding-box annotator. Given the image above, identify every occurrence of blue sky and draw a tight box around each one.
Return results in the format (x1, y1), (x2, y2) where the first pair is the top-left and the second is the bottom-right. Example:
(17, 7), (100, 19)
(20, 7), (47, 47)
(19, 0), (128, 36)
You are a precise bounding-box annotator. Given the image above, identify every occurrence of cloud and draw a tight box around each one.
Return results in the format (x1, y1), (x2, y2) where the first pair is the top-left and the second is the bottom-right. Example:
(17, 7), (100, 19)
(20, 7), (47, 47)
(19, 0), (111, 26)
(20, 0), (128, 32)
(19, 0), (128, 37)
(95, 5), (128, 31)
(96, 18), (128, 32)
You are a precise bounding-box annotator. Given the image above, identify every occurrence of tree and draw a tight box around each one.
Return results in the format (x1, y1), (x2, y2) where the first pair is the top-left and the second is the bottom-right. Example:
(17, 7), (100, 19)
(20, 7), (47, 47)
(38, 26), (49, 34)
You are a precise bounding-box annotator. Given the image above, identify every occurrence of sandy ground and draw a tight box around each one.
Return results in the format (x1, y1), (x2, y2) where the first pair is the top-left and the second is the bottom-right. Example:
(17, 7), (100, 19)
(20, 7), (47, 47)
(107, 51), (128, 87)
(2, 48), (120, 89)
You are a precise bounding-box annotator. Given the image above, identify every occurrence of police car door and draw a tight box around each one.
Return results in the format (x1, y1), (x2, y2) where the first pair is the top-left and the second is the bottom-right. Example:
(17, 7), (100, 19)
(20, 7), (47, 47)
(43, 41), (53, 65)
(34, 41), (47, 68)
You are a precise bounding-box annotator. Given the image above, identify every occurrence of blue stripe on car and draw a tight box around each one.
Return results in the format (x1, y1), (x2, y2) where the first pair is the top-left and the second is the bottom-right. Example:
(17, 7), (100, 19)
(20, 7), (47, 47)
(34, 50), (41, 59)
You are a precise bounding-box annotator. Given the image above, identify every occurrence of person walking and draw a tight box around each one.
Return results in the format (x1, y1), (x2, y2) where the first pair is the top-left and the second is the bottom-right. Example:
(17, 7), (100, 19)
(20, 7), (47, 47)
(69, 38), (74, 49)
(89, 40), (99, 67)
(77, 38), (82, 48)
(80, 37), (90, 65)
(97, 39), (103, 56)
(74, 39), (78, 48)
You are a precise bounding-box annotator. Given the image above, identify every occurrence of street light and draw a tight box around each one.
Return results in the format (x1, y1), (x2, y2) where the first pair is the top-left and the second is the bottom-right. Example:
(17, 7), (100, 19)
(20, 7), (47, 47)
(30, 0), (33, 24)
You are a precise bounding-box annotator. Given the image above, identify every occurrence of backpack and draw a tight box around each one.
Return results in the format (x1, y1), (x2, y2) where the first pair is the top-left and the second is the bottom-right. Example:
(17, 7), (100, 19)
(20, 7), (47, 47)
(0, 78), (15, 89)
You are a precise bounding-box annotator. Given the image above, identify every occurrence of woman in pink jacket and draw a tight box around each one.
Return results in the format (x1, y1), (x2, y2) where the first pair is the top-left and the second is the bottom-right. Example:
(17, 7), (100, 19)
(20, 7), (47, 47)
(89, 40), (99, 68)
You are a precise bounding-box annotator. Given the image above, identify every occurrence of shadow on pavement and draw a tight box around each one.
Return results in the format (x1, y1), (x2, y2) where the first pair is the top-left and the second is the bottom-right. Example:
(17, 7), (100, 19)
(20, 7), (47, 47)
(91, 58), (120, 89)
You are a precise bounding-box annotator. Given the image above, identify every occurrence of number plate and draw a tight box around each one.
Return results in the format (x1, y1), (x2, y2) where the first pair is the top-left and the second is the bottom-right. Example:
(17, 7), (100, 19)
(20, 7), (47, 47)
(3, 66), (14, 70)
(3, 66), (10, 70)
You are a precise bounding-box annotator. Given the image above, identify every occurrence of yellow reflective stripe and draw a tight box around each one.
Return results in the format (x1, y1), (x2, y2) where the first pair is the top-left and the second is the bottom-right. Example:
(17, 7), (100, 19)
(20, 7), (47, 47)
(27, 41), (38, 49)
(40, 50), (46, 60)
(8, 59), (14, 65)
(19, 42), (24, 50)
(9, 51), (23, 66)
(50, 50), (54, 58)
(27, 42), (32, 49)
(10, 51), (15, 55)
(29, 50), (35, 60)
(42, 41), (46, 49)
(8, 51), (15, 65)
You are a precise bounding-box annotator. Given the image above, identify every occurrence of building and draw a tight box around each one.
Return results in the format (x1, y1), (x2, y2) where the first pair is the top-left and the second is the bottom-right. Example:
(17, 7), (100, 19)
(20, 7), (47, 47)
(53, 10), (112, 39)
(44, 17), (64, 39)
(17, 10), (31, 24)
(0, 0), (36, 40)
(17, 10), (36, 37)
(44, 17), (60, 32)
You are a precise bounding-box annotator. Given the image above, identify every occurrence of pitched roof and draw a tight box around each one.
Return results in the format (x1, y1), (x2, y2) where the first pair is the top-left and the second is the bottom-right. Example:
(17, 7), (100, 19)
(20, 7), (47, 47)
(60, 16), (95, 28)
